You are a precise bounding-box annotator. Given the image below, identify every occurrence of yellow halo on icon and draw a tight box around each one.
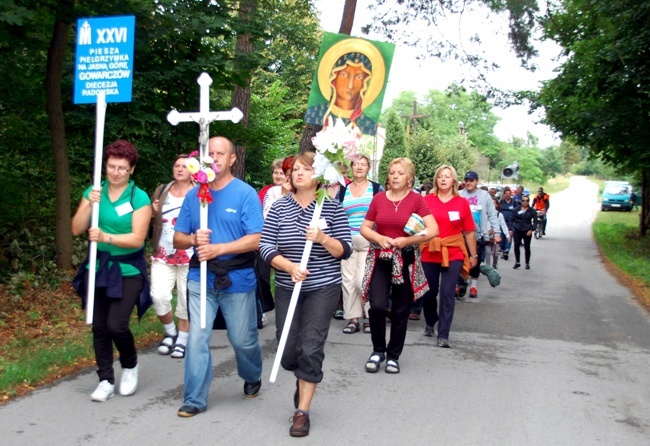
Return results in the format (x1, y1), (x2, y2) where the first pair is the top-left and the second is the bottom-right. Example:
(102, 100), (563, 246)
(317, 38), (386, 118)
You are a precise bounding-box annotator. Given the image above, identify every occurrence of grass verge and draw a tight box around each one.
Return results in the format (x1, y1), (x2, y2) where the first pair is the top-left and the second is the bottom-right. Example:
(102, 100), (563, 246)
(592, 208), (650, 308)
(0, 278), (162, 402)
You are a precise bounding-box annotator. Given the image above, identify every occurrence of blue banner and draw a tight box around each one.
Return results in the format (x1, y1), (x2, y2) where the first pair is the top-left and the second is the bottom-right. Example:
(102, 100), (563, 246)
(73, 15), (135, 104)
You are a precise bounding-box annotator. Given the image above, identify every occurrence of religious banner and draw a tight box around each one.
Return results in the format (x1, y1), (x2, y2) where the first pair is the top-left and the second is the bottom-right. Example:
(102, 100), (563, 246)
(304, 33), (395, 136)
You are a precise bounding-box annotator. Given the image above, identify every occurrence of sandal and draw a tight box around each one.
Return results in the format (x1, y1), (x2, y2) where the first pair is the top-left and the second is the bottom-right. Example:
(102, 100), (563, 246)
(363, 322), (371, 334)
(157, 335), (177, 355)
(342, 320), (360, 334)
(171, 343), (186, 358)
(385, 359), (400, 374)
(365, 352), (385, 373)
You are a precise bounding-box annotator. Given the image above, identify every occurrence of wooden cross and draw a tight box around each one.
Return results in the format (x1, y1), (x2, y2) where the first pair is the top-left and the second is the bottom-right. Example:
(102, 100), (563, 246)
(401, 100), (430, 135)
(167, 72), (243, 329)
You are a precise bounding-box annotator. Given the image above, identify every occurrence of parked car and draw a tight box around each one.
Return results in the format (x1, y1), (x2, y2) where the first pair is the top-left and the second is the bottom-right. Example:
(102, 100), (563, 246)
(601, 181), (633, 212)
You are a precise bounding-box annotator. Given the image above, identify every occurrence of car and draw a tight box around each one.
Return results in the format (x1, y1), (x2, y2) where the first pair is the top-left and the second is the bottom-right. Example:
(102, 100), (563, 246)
(601, 181), (633, 212)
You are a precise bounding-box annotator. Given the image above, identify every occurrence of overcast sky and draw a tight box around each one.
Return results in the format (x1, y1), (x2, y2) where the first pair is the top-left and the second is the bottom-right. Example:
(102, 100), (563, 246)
(313, 0), (561, 148)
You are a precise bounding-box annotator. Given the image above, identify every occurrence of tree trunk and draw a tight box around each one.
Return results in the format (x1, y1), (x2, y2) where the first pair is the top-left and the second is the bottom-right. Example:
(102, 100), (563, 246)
(46, 0), (74, 270)
(641, 168), (648, 236)
(231, 0), (255, 180)
(338, 0), (357, 34)
(298, 0), (358, 153)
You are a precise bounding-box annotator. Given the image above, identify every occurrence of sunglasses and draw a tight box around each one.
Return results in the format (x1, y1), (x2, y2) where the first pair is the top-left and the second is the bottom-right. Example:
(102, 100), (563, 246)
(522, 199), (530, 202)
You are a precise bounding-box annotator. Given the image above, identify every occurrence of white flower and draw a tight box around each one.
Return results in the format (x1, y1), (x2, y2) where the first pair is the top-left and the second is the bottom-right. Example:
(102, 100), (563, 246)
(312, 153), (330, 178)
(201, 155), (214, 165)
(186, 158), (200, 174)
(323, 164), (345, 186)
(204, 167), (216, 182)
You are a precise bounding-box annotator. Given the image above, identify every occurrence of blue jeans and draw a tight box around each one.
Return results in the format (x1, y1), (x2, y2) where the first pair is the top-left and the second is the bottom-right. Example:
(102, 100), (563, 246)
(183, 280), (262, 410)
(500, 230), (511, 253)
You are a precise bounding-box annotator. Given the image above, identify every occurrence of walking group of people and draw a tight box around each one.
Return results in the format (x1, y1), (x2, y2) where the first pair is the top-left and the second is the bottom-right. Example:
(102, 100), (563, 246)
(71, 138), (547, 438)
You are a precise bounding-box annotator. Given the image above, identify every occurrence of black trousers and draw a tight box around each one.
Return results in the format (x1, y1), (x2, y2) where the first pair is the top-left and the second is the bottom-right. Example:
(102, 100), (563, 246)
(367, 250), (414, 361)
(92, 275), (143, 383)
(513, 229), (532, 264)
(422, 260), (463, 340)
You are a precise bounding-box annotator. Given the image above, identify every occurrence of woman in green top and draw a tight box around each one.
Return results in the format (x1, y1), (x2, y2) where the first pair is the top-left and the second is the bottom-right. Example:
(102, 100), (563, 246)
(72, 140), (151, 402)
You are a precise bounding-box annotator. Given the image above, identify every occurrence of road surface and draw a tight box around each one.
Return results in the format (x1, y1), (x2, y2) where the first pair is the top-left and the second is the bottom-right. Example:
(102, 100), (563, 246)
(1, 176), (649, 445)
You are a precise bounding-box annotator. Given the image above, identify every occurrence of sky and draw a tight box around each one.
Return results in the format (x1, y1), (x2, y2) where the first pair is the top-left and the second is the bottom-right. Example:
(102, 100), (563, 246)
(313, 0), (562, 148)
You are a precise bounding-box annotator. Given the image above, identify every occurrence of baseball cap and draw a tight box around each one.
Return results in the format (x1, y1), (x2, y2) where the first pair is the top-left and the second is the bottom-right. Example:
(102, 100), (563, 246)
(464, 171), (479, 180)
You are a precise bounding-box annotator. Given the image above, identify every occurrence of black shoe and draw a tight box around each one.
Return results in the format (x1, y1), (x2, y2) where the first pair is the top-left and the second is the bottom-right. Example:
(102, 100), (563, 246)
(178, 404), (204, 418)
(244, 380), (262, 398)
(513, 263), (521, 269)
(502, 254), (508, 260)
(525, 264), (530, 270)
(424, 325), (433, 337)
(290, 410), (310, 437)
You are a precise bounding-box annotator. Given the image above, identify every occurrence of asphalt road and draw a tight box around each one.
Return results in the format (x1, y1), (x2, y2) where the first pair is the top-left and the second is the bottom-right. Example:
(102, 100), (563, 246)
(2, 176), (649, 445)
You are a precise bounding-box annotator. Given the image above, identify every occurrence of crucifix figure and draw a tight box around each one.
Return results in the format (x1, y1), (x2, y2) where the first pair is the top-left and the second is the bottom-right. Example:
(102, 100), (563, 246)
(167, 72), (243, 328)
(401, 100), (430, 135)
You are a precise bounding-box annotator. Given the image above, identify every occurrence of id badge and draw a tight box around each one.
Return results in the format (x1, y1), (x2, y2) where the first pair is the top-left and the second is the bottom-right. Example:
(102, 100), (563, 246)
(115, 202), (134, 217)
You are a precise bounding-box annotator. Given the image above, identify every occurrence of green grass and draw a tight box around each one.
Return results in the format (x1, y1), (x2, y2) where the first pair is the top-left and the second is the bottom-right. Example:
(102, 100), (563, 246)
(593, 209), (650, 288)
(0, 306), (162, 398)
(519, 174), (571, 196)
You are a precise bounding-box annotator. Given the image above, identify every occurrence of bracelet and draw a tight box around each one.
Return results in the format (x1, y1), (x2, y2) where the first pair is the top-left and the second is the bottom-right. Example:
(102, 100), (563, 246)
(471, 254), (478, 258)
(109, 236), (113, 245)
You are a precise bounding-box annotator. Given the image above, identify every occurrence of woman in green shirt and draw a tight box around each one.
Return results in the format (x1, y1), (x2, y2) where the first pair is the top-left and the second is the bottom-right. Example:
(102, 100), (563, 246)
(72, 140), (151, 402)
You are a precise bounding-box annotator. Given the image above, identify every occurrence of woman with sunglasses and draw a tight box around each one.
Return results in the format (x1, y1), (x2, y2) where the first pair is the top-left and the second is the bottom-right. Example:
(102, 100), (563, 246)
(509, 195), (536, 269)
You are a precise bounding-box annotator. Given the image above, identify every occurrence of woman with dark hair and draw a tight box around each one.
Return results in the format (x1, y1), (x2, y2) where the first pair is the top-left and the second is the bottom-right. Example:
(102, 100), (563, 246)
(149, 154), (195, 358)
(260, 152), (352, 437)
(360, 158), (438, 374)
(72, 140), (152, 402)
(510, 195), (537, 270)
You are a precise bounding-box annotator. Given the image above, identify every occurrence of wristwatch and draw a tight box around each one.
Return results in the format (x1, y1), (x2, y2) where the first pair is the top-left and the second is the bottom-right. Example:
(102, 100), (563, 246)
(471, 254), (478, 258)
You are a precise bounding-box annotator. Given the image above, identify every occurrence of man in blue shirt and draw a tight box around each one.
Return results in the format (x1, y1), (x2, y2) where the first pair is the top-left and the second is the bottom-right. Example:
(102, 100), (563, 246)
(174, 137), (264, 417)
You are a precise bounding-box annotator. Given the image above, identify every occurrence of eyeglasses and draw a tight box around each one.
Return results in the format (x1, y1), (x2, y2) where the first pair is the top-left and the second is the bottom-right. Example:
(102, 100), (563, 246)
(521, 199), (529, 202)
(107, 164), (130, 174)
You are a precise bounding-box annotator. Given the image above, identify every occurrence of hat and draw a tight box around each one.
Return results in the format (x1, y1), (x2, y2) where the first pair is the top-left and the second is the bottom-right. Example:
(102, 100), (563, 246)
(464, 171), (479, 180)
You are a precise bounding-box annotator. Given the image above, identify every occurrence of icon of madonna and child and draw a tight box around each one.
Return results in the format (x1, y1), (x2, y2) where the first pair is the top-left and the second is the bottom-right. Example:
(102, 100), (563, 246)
(304, 33), (395, 136)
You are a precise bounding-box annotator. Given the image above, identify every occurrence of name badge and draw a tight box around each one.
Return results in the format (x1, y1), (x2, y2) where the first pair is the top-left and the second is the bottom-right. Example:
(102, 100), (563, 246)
(115, 202), (134, 217)
(448, 211), (460, 221)
(317, 218), (328, 230)
(518, 209), (524, 215)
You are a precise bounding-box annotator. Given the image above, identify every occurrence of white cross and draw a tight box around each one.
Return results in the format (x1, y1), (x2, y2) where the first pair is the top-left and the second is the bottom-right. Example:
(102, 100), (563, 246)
(167, 72), (243, 329)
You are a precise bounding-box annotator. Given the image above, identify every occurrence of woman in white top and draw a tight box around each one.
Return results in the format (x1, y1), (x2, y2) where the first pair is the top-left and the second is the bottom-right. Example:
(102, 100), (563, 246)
(150, 155), (195, 358)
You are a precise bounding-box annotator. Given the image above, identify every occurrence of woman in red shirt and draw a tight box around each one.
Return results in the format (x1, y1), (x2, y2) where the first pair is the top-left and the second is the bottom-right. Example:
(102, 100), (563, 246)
(360, 158), (438, 374)
(420, 165), (478, 348)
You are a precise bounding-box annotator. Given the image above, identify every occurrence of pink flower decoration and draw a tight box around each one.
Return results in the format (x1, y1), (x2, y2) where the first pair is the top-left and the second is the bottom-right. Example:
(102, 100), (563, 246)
(189, 150), (199, 158)
(194, 171), (208, 183)
(212, 163), (219, 174)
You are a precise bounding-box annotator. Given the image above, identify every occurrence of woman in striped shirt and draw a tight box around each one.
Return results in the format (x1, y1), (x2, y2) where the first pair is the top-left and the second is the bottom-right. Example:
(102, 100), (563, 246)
(260, 151), (352, 437)
(337, 155), (383, 334)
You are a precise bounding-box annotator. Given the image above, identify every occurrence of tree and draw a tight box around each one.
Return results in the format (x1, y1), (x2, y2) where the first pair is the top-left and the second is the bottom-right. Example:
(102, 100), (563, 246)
(46, 0), (75, 270)
(534, 0), (650, 234)
(408, 129), (477, 185)
(378, 109), (408, 184)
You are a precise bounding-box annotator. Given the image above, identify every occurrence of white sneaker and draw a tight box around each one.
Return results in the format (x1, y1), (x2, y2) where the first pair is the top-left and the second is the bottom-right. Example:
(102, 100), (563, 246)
(119, 364), (138, 396)
(91, 380), (114, 402)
